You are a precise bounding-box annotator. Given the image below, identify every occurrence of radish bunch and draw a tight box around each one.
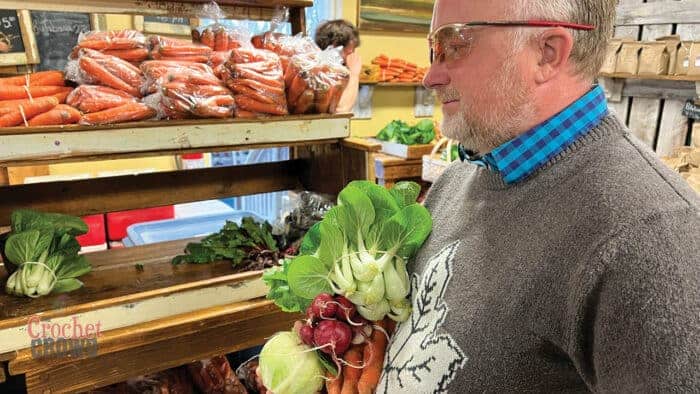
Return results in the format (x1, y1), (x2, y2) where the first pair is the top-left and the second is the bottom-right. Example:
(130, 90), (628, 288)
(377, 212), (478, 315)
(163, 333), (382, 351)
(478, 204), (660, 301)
(297, 293), (373, 357)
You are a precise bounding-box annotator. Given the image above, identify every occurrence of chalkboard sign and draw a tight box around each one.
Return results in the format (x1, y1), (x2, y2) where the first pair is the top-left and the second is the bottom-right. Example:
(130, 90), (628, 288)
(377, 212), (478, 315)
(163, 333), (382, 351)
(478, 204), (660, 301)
(144, 16), (190, 25)
(31, 11), (91, 71)
(0, 10), (25, 54)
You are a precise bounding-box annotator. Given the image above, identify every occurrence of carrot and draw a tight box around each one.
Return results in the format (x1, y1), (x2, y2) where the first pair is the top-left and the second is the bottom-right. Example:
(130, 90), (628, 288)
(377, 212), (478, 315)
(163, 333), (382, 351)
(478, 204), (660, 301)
(79, 102), (155, 125)
(287, 74), (309, 107)
(96, 57), (144, 90)
(158, 44), (212, 57)
(1, 71), (66, 87)
(167, 72), (221, 87)
(234, 95), (288, 116)
(292, 89), (315, 114)
(102, 48), (149, 62)
(0, 85), (70, 101)
(214, 29), (229, 51)
(357, 323), (388, 394)
(79, 56), (140, 97)
(326, 370), (343, 394)
(230, 78), (285, 97)
(200, 28), (215, 49)
(232, 67), (284, 88)
(162, 82), (230, 98)
(27, 104), (81, 126)
(340, 345), (364, 394)
(230, 83), (284, 105)
(67, 85), (136, 113)
(192, 96), (234, 118)
(0, 96), (59, 127)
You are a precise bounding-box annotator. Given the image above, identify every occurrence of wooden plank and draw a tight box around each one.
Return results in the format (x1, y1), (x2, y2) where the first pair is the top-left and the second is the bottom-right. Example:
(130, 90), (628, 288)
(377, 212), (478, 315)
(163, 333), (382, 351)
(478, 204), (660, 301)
(296, 143), (346, 196)
(374, 154), (423, 180)
(341, 145), (373, 183)
(0, 114), (351, 166)
(616, 0), (700, 26)
(0, 160), (302, 226)
(22, 301), (298, 393)
(290, 6), (306, 35)
(620, 79), (699, 101)
(0, 237), (263, 322)
(609, 0), (643, 123)
(0, 0), (311, 18)
(9, 299), (287, 375)
(6, 165), (49, 185)
(0, 168), (8, 187)
(656, 24), (700, 156)
(341, 137), (382, 152)
(627, 0), (673, 149)
(599, 73), (700, 82)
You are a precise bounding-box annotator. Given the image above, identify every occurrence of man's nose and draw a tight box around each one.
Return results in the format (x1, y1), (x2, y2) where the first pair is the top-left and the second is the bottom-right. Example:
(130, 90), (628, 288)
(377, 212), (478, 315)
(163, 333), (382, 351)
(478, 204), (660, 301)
(423, 62), (449, 90)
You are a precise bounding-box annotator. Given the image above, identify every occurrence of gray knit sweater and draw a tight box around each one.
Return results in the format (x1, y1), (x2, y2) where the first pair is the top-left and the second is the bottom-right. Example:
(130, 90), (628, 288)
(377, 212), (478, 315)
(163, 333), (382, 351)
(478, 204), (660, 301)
(378, 114), (700, 393)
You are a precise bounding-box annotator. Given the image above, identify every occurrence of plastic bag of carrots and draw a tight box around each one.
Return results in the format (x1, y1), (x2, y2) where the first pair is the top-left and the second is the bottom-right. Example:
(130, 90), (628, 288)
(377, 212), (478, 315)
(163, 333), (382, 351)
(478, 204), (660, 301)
(251, 31), (320, 73)
(149, 35), (212, 63)
(193, 24), (250, 52)
(66, 48), (144, 97)
(285, 49), (350, 114)
(222, 47), (289, 118)
(71, 29), (149, 63)
(140, 60), (234, 119)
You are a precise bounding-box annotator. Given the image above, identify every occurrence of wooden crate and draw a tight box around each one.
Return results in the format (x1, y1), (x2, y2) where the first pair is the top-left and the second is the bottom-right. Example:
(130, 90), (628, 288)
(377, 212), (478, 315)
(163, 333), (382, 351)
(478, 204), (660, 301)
(374, 153), (423, 188)
(369, 138), (436, 159)
(601, 0), (700, 157)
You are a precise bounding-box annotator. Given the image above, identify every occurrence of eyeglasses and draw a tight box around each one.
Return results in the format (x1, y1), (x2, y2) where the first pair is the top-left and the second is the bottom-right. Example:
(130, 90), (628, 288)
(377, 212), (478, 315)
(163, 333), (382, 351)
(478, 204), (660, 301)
(428, 20), (595, 64)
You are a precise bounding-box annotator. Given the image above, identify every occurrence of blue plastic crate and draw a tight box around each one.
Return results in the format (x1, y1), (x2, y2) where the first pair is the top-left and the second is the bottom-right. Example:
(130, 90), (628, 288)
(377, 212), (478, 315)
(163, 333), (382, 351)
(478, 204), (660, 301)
(125, 210), (263, 246)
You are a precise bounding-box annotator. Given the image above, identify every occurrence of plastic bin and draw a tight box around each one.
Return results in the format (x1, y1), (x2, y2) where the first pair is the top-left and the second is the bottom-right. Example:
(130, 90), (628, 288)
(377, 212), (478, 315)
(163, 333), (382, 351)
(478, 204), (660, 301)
(77, 214), (107, 253)
(124, 210), (263, 246)
(106, 206), (175, 242)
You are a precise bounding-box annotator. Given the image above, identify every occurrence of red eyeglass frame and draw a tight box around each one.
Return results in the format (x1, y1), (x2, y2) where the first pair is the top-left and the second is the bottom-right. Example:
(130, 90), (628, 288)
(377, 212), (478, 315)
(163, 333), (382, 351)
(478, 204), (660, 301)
(428, 20), (596, 64)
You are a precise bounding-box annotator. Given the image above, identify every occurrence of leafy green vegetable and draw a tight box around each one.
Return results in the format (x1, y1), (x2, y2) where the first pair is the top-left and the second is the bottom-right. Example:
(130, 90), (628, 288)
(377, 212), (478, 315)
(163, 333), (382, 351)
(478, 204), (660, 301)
(376, 119), (436, 145)
(172, 217), (279, 267)
(264, 181), (432, 323)
(259, 331), (325, 394)
(3, 210), (91, 298)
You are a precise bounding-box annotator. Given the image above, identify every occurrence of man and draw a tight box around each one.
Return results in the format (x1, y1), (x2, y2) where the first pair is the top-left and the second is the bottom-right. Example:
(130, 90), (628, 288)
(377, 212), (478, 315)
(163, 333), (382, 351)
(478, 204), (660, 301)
(379, 0), (700, 393)
(314, 19), (362, 113)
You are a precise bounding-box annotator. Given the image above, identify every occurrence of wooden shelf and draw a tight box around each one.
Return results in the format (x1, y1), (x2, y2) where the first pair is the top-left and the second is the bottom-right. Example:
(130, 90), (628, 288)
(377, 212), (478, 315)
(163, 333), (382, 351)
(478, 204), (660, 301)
(0, 237), (272, 354)
(598, 72), (700, 82)
(0, 114), (351, 166)
(0, 0), (312, 19)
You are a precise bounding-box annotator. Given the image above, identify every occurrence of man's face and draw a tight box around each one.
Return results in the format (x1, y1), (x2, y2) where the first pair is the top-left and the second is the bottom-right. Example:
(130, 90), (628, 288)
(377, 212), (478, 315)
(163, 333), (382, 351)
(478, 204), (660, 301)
(424, 0), (536, 154)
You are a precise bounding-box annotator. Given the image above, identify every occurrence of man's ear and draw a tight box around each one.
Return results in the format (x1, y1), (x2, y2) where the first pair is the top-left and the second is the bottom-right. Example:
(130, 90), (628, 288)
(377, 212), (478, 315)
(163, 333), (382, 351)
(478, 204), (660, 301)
(533, 27), (574, 84)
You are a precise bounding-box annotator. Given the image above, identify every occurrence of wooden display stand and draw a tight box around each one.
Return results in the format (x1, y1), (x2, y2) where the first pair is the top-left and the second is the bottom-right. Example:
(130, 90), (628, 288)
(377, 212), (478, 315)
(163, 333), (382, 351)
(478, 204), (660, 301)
(0, 1), (359, 392)
(374, 153), (424, 188)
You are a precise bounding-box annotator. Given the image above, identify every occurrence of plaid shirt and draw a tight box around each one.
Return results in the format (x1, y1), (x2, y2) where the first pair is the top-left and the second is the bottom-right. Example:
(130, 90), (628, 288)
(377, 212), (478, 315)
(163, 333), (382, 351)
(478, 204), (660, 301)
(459, 85), (608, 184)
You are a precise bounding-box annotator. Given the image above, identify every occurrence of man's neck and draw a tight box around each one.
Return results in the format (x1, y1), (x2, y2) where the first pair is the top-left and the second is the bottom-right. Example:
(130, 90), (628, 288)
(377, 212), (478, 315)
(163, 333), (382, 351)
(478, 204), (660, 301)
(524, 80), (593, 132)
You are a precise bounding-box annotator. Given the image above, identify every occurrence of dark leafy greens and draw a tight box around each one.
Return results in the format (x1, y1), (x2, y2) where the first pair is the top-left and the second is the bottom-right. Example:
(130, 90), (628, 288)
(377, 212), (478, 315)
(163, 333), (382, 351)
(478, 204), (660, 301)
(172, 217), (280, 271)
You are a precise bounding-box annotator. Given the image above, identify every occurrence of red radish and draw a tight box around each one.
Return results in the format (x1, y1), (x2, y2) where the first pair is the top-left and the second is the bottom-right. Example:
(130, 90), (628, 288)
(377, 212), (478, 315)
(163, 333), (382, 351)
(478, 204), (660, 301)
(314, 320), (353, 356)
(299, 324), (315, 346)
(310, 293), (338, 320)
(334, 295), (357, 322)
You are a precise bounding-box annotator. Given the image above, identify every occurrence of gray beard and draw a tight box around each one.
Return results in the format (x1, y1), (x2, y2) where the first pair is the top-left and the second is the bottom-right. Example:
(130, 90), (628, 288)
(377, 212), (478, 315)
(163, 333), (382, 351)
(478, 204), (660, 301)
(440, 63), (535, 154)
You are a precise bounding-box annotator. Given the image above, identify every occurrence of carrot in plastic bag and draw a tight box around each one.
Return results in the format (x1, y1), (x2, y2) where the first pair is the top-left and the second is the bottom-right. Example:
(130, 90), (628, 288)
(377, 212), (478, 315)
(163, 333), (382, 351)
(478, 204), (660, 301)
(79, 102), (155, 125)
(234, 95), (287, 116)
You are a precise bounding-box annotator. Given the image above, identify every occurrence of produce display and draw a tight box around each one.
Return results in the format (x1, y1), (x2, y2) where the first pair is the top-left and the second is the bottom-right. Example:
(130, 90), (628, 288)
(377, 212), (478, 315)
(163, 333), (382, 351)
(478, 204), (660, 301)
(0, 27), (350, 128)
(260, 180), (432, 394)
(2, 209), (92, 298)
(376, 119), (436, 145)
(371, 55), (427, 83)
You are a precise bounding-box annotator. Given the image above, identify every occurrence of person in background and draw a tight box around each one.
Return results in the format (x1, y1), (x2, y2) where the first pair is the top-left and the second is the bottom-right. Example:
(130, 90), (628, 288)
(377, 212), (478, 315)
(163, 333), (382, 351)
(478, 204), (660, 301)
(314, 19), (362, 113)
(378, 0), (700, 392)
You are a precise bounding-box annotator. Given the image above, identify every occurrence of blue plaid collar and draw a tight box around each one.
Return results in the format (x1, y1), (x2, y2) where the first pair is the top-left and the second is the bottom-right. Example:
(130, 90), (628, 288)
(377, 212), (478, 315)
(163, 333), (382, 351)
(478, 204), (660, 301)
(459, 85), (608, 184)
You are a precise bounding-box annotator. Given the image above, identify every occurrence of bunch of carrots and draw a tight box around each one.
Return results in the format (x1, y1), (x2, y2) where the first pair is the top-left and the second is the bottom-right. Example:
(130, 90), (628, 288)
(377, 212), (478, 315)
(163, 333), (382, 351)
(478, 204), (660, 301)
(141, 61), (234, 119)
(66, 85), (154, 126)
(372, 55), (427, 83)
(0, 71), (76, 127)
(222, 48), (288, 118)
(325, 319), (393, 394)
(285, 53), (349, 114)
(149, 35), (212, 64)
(72, 29), (149, 63)
(74, 48), (144, 97)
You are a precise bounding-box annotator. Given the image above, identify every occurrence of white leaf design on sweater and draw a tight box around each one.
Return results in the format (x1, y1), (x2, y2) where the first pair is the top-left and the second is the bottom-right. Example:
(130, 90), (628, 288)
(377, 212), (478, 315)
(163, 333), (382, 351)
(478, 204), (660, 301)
(378, 241), (467, 393)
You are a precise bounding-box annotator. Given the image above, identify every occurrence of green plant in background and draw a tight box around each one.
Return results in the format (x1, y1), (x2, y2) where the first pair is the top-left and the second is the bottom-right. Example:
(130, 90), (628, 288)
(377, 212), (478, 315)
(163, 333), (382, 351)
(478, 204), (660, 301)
(376, 119), (436, 145)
